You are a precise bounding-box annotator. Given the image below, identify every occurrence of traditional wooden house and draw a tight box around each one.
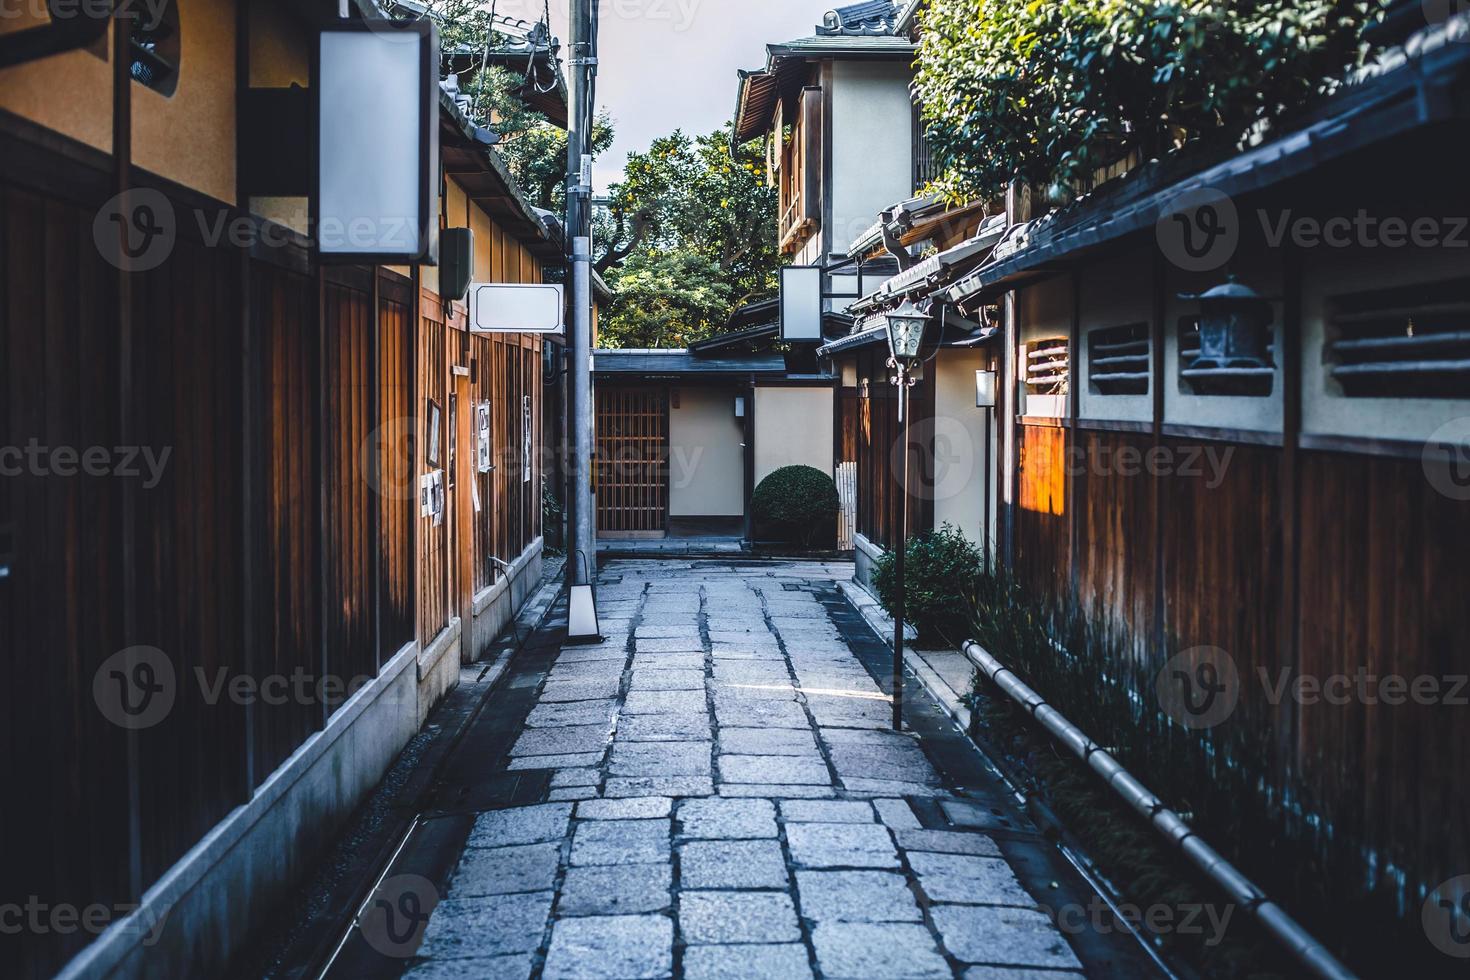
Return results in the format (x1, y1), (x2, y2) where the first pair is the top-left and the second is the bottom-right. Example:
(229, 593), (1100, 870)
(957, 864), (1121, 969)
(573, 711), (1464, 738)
(869, 6), (1470, 949)
(1, 2), (565, 975)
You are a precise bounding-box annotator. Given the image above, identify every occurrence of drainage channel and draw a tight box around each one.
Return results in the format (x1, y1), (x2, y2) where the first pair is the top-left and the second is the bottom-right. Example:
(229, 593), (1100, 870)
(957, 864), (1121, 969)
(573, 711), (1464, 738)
(233, 569), (567, 980)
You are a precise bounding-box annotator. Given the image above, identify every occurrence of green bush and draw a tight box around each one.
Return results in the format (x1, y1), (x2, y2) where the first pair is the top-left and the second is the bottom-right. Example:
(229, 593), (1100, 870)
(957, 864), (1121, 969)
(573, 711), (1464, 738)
(873, 523), (984, 646)
(751, 465), (839, 546)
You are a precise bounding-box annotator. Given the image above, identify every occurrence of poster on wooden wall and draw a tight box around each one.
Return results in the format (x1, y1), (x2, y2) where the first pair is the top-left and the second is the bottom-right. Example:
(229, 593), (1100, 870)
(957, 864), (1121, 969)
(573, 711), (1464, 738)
(477, 402), (492, 474)
(522, 395), (533, 484)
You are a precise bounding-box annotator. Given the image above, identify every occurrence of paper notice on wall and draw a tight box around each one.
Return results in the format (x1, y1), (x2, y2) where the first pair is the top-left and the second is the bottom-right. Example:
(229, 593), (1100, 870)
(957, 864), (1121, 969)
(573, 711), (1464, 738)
(472, 479), (482, 514)
(420, 472), (432, 518)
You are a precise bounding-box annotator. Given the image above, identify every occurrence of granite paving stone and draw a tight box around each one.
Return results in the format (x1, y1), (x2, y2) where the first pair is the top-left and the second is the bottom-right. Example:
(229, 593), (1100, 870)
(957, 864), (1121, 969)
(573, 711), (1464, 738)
(785, 822), (900, 869)
(678, 839), (789, 889)
(507, 751), (606, 771)
(466, 803), (573, 848)
(526, 699), (620, 728)
(720, 783), (835, 799)
(510, 724), (613, 757)
(623, 690), (710, 715)
(609, 741), (712, 777)
(551, 768), (602, 788)
(678, 891), (801, 944)
(543, 913), (673, 980)
(570, 818), (671, 866)
(873, 797), (923, 830)
(402, 954), (533, 979)
(576, 796), (671, 820)
(718, 754), (831, 786)
(779, 800), (873, 823)
(930, 905), (1083, 969)
(676, 797), (777, 839)
(717, 727), (819, 757)
(415, 892), (553, 960)
(549, 787), (599, 801)
(712, 698), (810, 729)
(615, 713), (712, 741)
(909, 851), (1037, 906)
(629, 669), (706, 691)
(897, 828), (1003, 857)
(681, 944), (813, 980)
(809, 922), (951, 979)
(795, 870), (923, 923)
(557, 863), (672, 917)
(448, 842), (561, 896)
(604, 775), (714, 798)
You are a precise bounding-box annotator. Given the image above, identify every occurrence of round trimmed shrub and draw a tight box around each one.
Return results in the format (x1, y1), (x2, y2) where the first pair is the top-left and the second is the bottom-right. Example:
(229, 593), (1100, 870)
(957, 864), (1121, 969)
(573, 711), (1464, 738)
(751, 465), (839, 546)
(873, 523), (983, 646)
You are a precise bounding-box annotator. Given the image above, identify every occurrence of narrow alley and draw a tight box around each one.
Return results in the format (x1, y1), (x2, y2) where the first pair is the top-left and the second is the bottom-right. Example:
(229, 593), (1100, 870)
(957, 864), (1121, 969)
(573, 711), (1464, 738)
(312, 558), (1153, 979)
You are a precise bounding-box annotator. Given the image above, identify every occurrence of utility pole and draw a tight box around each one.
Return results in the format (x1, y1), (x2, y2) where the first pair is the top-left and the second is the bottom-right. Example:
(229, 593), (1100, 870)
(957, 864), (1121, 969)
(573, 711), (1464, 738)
(565, 0), (600, 634)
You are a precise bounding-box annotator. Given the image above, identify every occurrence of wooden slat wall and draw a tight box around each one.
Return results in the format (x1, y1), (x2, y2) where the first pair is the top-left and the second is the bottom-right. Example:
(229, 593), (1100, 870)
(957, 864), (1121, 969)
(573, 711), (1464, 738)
(2, 183), (132, 977)
(323, 274), (376, 690)
(1, 167), (420, 975)
(418, 295), (449, 643)
(130, 228), (248, 888)
(854, 347), (929, 549)
(1295, 449), (1470, 906)
(595, 386), (669, 534)
(251, 260), (320, 780)
(1013, 425), (1470, 915)
(378, 275), (415, 658)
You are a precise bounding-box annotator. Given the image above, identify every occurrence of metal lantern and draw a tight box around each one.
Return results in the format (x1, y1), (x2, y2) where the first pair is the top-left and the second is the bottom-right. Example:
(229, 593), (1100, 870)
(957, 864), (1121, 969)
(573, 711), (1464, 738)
(1181, 275), (1273, 369)
(885, 302), (928, 363)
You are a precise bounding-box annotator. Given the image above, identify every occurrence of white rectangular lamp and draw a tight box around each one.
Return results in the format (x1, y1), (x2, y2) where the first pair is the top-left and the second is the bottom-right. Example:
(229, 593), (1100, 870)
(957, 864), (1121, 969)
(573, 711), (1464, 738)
(315, 20), (440, 264)
(567, 584), (601, 643)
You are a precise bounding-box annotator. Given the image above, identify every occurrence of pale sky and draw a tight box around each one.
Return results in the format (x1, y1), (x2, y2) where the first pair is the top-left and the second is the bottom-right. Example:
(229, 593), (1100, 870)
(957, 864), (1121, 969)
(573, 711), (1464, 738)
(505, 0), (839, 190)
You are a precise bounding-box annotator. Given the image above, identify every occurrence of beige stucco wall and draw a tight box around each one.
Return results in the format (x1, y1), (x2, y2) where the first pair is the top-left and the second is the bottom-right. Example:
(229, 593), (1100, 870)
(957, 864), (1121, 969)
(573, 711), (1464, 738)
(0, 12), (114, 152)
(669, 385), (745, 518)
(755, 386), (834, 484)
(829, 59), (914, 257)
(932, 348), (995, 550)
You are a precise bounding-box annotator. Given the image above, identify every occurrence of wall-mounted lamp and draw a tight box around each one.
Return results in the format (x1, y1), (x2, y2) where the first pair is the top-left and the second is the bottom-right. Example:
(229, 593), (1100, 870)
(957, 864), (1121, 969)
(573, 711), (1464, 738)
(975, 369), (998, 409)
(734, 396), (747, 419)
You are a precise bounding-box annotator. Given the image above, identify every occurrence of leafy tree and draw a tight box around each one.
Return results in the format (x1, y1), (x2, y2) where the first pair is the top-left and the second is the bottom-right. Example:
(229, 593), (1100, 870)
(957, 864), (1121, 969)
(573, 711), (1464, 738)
(597, 252), (734, 350)
(596, 126), (781, 348)
(913, 0), (1389, 203)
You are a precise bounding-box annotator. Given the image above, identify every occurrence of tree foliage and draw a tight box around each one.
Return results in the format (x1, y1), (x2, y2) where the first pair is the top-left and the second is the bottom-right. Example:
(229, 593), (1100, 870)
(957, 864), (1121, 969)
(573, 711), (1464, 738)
(596, 126), (780, 349)
(913, 0), (1388, 203)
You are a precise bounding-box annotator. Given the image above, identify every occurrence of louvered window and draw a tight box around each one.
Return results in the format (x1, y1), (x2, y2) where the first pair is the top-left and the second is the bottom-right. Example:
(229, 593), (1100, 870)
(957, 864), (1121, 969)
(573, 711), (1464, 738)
(1087, 323), (1149, 395)
(1178, 319), (1275, 396)
(1326, 280), (1470, 399)
(1024, 338), (1070, 396)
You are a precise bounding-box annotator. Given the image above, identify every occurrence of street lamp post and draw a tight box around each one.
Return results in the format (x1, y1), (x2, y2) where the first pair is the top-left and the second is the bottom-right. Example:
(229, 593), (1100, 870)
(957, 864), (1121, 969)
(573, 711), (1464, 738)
(884, 302), (927, 731)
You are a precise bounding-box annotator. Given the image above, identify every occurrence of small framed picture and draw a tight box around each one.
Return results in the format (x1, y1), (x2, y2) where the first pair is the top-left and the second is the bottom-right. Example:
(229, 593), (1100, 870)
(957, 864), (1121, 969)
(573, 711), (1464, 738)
(426, 398), (442, 466)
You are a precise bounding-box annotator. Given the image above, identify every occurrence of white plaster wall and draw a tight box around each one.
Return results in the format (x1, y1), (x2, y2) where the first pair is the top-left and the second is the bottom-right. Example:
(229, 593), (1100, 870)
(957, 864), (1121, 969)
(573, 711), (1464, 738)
(829, 60), (914, 257)
(1017, 276), (1074, 419)
(755, 386), (835, 483)
(932, 348), (996, 550)
(669, 385), (746, 517)
(1300, 243), (1470, 442)
(1162, 252), (1285, 434)
(1078, 248), (1154, 424)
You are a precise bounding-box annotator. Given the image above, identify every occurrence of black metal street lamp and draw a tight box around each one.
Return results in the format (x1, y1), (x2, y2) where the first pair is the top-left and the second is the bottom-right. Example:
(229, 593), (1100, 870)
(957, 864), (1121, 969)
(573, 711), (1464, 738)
(884, 301), (927, 731)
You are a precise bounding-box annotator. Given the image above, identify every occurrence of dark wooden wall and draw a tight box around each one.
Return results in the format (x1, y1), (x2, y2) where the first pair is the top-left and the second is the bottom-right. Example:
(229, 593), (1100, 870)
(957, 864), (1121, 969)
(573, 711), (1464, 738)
(853, 346), (931, 550)
(1, 142), (418, 975)
(1009, 396), (1470, 919)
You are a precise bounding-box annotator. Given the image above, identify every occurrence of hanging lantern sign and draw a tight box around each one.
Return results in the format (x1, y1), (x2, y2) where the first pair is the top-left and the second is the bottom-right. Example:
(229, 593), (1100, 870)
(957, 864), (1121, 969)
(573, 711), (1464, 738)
(314, 20), (440, 264)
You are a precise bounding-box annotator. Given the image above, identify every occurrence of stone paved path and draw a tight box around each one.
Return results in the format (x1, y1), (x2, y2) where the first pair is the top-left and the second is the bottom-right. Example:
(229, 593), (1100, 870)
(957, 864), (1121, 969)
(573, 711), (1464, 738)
(405, 559), (1085, 979)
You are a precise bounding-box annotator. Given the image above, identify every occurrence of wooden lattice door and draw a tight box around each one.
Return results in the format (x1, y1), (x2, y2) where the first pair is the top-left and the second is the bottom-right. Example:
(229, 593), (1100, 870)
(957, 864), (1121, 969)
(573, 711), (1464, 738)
(596, 387), (669, 535)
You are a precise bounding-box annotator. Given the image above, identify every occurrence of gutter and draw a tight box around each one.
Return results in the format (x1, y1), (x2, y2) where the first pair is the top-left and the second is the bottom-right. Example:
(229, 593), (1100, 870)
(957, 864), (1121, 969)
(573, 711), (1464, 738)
(960, 638), (1359, 980)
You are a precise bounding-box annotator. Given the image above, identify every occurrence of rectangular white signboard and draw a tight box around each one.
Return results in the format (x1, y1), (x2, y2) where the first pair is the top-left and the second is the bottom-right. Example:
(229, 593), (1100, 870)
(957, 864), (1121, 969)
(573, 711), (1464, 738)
(469, 283), (566, 334)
